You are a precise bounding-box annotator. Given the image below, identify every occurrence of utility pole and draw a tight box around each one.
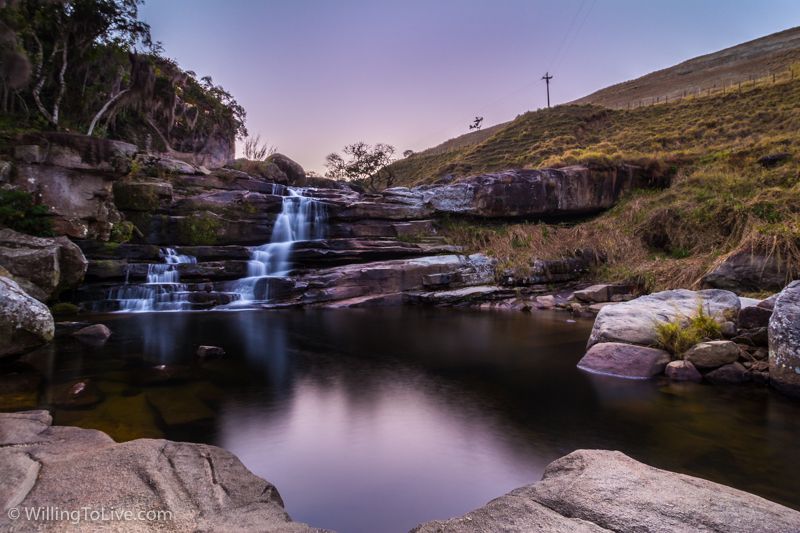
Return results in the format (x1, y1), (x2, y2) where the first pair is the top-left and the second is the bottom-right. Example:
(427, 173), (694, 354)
(542, 72), (553, 108)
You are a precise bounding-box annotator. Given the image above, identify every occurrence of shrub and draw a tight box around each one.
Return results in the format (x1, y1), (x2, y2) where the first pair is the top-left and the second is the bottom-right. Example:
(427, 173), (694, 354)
(0, 189), (53, 236)
(654, 303), (722, 356)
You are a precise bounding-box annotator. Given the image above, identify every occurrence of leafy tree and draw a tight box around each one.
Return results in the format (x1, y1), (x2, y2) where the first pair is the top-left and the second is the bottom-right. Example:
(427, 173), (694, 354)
(0, 0), (247, 157)
(403, 149), (414, 158)
(325, 141), (395, 190)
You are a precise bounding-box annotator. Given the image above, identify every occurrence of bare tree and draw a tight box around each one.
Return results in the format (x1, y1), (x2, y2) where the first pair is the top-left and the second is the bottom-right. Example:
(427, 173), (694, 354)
(325, 141), (395, 191)
(469, 116), (483, 131)
(243, 134), (276, 160)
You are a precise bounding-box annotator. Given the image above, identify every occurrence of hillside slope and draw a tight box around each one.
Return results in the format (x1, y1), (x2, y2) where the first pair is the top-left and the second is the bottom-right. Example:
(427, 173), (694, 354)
(390, 26), (800, 187)
(573, 26), (800, 108)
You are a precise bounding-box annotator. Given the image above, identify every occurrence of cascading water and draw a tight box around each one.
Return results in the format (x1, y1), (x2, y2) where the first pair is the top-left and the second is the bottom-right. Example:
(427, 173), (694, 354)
(107, 248), (198, 312)
(231, 188), (326, 304)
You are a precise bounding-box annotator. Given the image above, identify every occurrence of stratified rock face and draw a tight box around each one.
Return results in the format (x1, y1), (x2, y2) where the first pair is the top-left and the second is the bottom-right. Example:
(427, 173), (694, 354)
(768, 280), (800, 396)
(413, 450), (800, 533)
(418, 165), (650, 218)
(703, 251), (791, 292)
(0, 411), (326, 532)
(577, 342), (670, 379)
(0, 228), (88, 302)
(587, 289), (741, 348)
(0, 277), (54, 359)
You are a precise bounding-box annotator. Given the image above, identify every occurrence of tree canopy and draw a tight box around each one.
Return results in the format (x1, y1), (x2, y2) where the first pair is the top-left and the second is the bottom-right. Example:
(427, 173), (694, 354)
(0, 0), (246, 155)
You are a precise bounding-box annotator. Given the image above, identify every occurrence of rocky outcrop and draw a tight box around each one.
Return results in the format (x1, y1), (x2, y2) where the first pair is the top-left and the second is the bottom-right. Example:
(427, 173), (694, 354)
(0, 228), (88, 302)
(587, 289), (740, 348)
(0, 276), (54, 359)
(416, 165), (659, 218)
(0, 411), (324, 532)
(703, 251), (792, 292)
(413, 450), (800, 533)
(768, 280), (800, 396)
(294, 254), (496, 307)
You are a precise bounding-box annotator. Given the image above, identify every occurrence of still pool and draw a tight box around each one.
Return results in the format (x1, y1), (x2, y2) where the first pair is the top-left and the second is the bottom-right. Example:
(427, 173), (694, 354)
(5, 308), (800, 532)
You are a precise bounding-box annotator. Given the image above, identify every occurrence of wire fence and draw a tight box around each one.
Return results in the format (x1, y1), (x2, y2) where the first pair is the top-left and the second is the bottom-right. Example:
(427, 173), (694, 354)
(625, 65), (800, 109)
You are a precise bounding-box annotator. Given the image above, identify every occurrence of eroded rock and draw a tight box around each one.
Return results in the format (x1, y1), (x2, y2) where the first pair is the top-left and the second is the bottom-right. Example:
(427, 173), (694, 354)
(413, 449), (800, 533)
(0, 276), (54, 359)
(683, 340), (741, 369)
(0, 411), (324, 532)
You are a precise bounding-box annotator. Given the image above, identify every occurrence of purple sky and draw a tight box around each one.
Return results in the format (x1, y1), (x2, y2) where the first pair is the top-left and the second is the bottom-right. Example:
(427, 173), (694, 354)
(140, 0), (800, 172)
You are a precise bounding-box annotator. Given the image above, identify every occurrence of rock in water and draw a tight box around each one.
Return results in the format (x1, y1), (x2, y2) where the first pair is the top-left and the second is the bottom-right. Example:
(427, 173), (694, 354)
(0, 411), (326, 532)
(587, 289), (740, 348)
(577, 342), (670, 379)
(0, 276), (54, 359)
(665, 360), (702, 382)
(71, 323), (112, 342)
(683, 340), (741, 369)
(197, 345), (226, 358)
(413, 450), (800, 533)
(769, 281), (800, 396)
(705, 362), (750, 384)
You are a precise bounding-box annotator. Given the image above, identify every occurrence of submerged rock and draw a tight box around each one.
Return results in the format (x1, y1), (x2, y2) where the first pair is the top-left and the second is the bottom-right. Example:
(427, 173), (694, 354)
(769, 281), (800, 396)
(72, 323), (112, 342)
(0, 411), (324, 532)
(705, 362), (750, 385)
(413, 449), (800, 533)
(196, 345), (226, 358)
(577, 342), (670, 379)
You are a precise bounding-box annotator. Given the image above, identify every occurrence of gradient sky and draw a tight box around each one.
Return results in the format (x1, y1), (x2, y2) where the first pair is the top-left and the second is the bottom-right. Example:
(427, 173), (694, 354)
(140, 0), (800, 172)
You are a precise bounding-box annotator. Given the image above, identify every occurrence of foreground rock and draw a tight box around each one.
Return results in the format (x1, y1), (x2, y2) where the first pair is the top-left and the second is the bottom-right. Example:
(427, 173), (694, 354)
(587, 289), (740, 348)
(0, 276), (54, 359)
(413, 449), (800, 533)
(0, 411), (325, 532)
(577, 342), (670, 379)
(769, 280), (800, 396)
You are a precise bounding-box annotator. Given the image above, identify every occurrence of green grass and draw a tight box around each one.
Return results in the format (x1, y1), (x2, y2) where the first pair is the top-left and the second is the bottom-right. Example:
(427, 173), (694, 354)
(415, 77), (800, 290)
(654, 304), (724, 357)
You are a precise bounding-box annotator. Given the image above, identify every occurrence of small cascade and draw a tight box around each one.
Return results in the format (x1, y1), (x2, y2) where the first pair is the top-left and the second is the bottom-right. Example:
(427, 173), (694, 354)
(107, 248), (198, 312)
(232, 188), (327, 303)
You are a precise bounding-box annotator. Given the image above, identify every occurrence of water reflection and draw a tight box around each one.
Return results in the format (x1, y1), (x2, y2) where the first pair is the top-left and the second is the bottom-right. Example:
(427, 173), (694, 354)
(4, 309), (800, 533)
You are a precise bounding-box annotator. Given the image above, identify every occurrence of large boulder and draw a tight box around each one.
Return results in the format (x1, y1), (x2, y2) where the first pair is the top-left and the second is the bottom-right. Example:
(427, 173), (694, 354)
(266, 153), (306, 185)
(0, 276), (54, 359)
(587, 289), (740, 348)
(418, 165), (655, 218)
(0, 411), (324, 532)
(768, 280), (800, 396)
(703, 251), (791, 292)
(413, 450), (800, 533)
(0, 228), (88, 302)
(577, 342), (670, 379)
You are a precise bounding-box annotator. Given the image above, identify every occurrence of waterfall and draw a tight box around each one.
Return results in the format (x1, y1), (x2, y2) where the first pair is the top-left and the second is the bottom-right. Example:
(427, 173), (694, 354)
(107, 248), (197, 312)
(231, 188), (326, 304)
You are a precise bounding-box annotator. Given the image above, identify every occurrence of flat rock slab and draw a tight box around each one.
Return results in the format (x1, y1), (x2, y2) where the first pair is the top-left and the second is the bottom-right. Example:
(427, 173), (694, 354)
(588, 289), (740, 348)
(0, 411), (326, 532)
(413, 449), (800, 533)
(577, 342), (670, 379)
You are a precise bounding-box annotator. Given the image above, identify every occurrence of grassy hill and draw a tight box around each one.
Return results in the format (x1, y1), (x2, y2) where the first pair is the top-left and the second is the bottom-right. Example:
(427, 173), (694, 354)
(385, 33), (800, 292)
(574, 26), (800, 108)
